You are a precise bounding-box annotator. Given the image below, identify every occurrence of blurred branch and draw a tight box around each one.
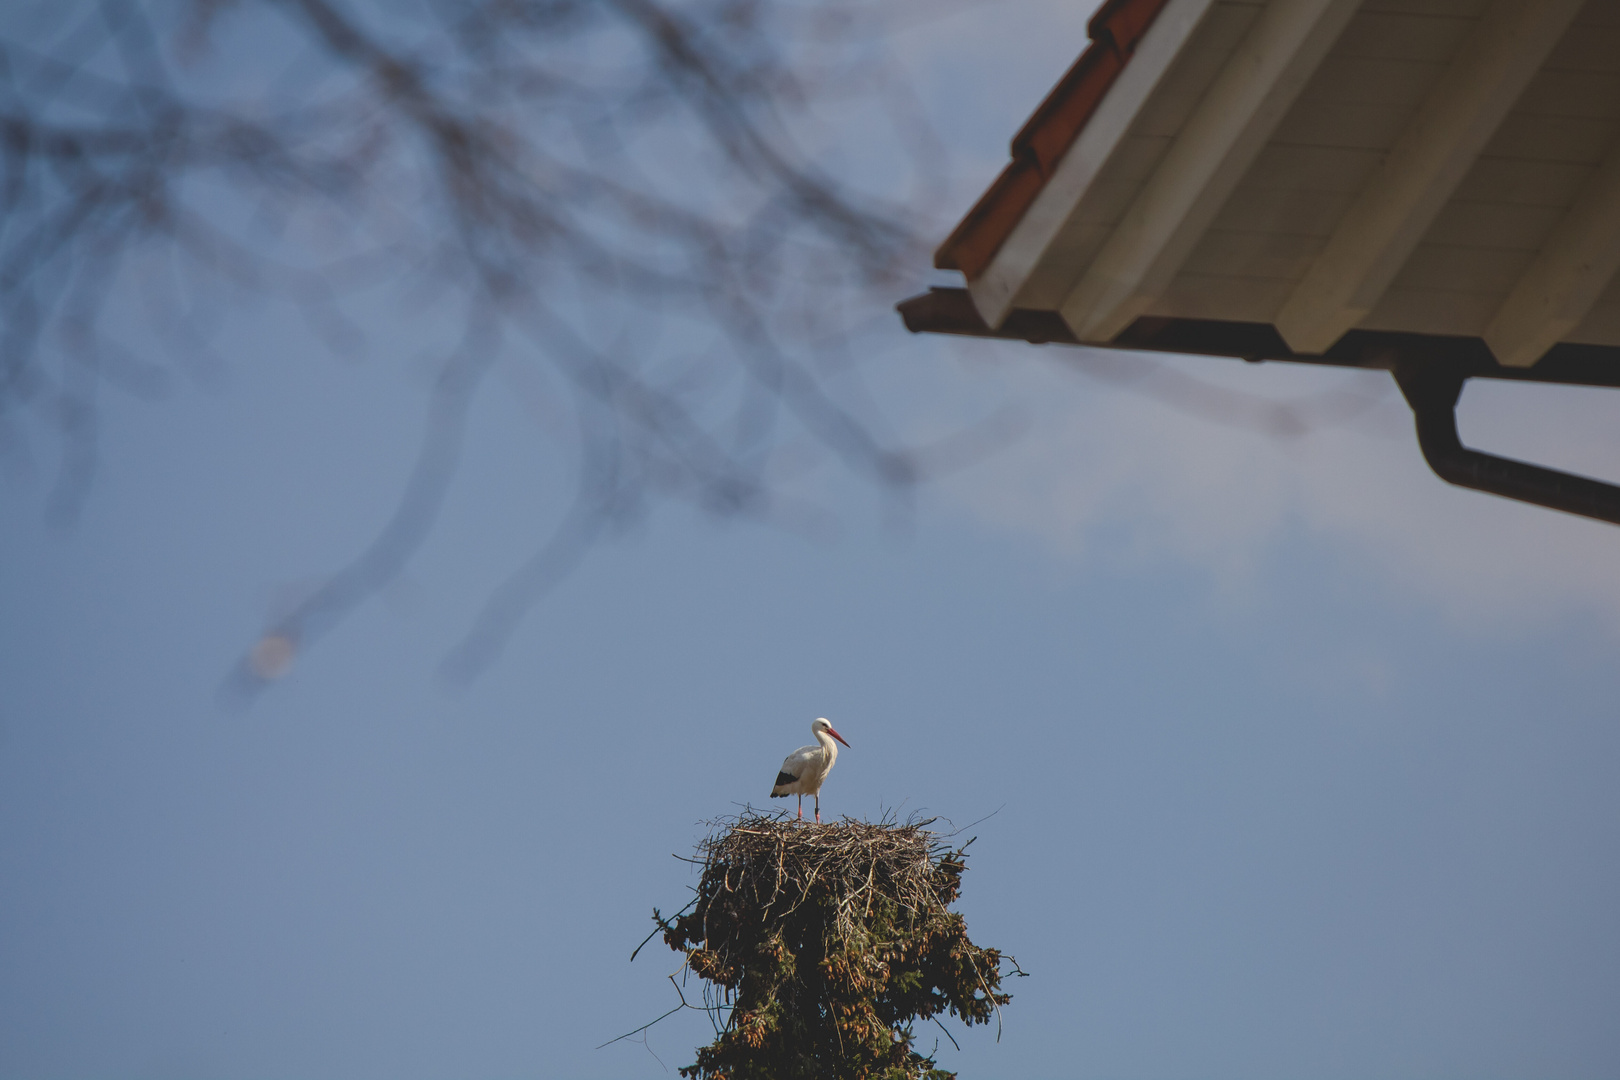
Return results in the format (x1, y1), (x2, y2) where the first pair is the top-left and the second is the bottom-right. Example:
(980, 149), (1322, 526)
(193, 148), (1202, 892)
(2, 0), (943, 697)
(0, 0), (1369, 699)
(1061, 349), (1394, 441)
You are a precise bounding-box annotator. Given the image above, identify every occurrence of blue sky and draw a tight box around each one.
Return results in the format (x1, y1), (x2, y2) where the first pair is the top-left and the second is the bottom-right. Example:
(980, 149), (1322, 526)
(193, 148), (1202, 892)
(3, 2), (1620, 1078)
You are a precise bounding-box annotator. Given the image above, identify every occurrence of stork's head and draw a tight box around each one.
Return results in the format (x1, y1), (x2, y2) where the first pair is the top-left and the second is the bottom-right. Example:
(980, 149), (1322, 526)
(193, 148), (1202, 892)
(813, 716), (850, 747)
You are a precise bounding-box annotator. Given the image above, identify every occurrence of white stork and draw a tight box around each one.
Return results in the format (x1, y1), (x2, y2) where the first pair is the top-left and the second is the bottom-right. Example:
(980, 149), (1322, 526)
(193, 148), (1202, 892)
(769, 717), (850, 823)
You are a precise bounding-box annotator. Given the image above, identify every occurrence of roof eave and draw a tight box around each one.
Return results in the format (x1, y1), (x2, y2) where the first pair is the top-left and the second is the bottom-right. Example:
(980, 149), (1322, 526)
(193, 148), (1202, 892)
(933, 0), (1175, 281)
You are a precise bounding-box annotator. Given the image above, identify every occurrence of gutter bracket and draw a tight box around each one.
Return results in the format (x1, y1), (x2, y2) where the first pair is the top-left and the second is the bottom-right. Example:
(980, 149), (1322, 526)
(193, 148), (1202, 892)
(1393, 361), (1620, 527)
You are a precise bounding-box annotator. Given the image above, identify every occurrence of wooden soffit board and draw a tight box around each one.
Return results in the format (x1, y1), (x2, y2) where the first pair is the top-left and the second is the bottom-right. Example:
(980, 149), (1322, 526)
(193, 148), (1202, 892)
(943, 0), (1620, 370)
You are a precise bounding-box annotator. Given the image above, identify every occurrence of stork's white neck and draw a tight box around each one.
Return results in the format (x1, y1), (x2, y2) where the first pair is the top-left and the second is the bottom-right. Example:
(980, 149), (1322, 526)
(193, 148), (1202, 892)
(814, 727), (839, 771)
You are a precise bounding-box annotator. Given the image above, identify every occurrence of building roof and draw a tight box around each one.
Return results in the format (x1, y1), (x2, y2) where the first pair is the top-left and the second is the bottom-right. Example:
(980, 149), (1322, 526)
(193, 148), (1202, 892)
(908, 0), (1620, 525)
(934, 0), (1174, 281)
(928, 0), (1620, 370)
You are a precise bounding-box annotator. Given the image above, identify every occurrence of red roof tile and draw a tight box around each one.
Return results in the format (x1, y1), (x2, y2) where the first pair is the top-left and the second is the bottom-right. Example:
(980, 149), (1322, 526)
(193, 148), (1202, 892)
(934, 0), (1173, 279)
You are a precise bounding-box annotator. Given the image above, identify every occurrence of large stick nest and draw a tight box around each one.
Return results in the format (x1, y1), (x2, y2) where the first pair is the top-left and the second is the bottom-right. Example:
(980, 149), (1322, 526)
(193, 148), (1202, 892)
(688, 812), (960, 942)
(658, 810), (1014, 1080)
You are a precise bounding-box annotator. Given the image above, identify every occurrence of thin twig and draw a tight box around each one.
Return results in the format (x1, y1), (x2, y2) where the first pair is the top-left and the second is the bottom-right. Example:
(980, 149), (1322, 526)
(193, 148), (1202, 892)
(631, 896), (697, 962)
(595, 1003), (687, 1050)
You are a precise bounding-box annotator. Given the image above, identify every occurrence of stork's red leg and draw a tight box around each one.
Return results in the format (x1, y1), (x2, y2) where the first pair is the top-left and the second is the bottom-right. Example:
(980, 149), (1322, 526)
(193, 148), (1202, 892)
(796, 795), (803, 820)
(814, 795), (821, 824)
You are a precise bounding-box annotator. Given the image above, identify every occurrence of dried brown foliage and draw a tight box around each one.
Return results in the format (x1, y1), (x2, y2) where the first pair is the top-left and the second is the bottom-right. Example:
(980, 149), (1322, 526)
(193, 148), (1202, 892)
(650, 812), (1019, 1080)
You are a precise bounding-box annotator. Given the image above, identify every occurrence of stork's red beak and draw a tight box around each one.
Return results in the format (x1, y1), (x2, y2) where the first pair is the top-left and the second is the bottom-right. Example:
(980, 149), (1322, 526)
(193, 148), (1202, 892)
(828, 727), (850, 748)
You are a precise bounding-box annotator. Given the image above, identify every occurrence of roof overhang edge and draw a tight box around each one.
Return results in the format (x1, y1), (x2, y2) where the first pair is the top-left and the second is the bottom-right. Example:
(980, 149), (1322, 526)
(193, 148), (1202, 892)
(932, 0), (1177, 281)
(960, 0), (1216, 330)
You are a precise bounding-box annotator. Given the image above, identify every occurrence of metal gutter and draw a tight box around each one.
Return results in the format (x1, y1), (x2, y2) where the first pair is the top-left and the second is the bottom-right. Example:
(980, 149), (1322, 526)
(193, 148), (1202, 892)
(900, 286), (1620, 526)
(1395, 363), (1620, 527)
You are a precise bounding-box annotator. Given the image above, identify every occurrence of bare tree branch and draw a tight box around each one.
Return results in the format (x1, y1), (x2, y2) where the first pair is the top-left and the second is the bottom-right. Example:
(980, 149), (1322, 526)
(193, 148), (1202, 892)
(1, 0), (1364, 698)
(2, 0), (944, 694)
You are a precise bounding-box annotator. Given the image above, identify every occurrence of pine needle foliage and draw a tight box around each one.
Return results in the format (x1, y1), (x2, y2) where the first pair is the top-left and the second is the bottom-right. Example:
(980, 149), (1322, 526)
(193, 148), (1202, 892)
(659, 811), (1014, 1080)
